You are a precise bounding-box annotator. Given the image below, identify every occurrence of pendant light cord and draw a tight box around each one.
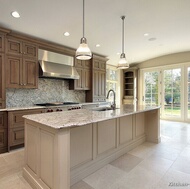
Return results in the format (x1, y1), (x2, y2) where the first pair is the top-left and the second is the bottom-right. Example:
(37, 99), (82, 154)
(121, 16), (125, 54)
(83, 0), (85, 38)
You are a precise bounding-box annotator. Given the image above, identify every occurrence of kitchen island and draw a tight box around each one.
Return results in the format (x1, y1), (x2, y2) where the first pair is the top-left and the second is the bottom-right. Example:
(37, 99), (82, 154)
(23, 105), (160, 189)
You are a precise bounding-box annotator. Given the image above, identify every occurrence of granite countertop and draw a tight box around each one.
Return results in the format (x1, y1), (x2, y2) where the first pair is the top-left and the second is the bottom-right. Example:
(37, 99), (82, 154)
(23, 104), (160, 129)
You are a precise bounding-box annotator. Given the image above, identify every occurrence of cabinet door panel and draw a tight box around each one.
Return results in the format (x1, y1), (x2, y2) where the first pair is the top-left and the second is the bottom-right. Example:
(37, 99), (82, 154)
(23, 43), (37, 59)
(6, 38), (22, 56)
(93, 60), (99, 69)
(0, 112), (7, 129)
(75, 68), (83, 89)
(75, 59), (83, 67)
(99, 71), (106, 97)
(0, 34), (5, 52)
(0, 54), (5, 101)
(82, 69), (90, 90)
(23, 58), (38, 88)
(99, 61), (106, 70)
(83, 60), (91, 69)
(6, 56), (22, 88)
(10, 128), (24, 146)
(0, 101), (5, 109)
(0, 130), (7, 149)
(0, 112), (8, 153)
(93, 70), (99, 97)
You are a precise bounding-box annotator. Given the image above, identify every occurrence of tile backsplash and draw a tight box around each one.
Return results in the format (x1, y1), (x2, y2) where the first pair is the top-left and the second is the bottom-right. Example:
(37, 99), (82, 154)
(6, 78), (85, 107)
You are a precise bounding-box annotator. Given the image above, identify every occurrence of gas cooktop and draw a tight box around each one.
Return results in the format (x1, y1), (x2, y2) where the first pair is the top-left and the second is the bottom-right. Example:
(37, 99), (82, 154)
(35, 102), (79, 106)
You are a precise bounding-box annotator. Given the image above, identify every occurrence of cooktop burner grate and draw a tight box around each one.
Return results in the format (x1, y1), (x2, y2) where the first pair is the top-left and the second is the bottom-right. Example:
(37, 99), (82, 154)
(35, 102), (79, 106)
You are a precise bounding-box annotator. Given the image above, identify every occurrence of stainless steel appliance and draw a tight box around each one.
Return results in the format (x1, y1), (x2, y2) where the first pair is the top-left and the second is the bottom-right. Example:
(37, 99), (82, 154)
(35, 102), (82, 112)
(38, 49), (80, 80)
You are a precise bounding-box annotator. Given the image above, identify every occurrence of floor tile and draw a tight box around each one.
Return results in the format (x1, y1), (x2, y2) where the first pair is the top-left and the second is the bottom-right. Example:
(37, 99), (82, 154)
(138, 154), (173, 176)
(128, 144), (154, 159)
(154, 169), (190, 189)
(110, 153), (143, 173)
(71, 181), (94, 189)
(110, 166), (162, 189)
(83, 164), (126, 189)
(171, 156), (190, 175)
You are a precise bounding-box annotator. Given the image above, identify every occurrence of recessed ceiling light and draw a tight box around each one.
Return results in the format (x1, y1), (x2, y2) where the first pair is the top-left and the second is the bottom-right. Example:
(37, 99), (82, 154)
(144, 33), (149, 37)
(96, 44), (100, 47)
(64, 32), (70, 36)
(117, 52), (120, 55)
(149, 37), (157, 41)
(11, 11), (20, 18)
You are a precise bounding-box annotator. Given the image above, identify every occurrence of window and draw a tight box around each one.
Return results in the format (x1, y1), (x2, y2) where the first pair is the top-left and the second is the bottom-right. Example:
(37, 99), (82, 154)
(106, 66), (119, 105)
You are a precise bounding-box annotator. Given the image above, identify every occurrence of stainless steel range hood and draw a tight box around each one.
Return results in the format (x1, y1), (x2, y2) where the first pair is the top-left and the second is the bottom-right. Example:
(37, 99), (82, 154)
(38, 49), (79, 79)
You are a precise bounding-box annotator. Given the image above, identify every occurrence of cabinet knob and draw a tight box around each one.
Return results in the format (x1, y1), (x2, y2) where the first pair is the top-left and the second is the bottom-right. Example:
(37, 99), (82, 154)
(20, 83), (23, 85)
(23, 84), (26, 86)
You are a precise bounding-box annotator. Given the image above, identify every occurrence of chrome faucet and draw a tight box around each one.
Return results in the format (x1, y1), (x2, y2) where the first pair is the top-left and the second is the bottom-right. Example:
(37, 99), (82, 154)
(106, 89), (116, 110)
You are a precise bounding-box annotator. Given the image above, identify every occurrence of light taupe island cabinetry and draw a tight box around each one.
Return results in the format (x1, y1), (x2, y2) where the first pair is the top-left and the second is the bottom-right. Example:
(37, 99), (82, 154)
(23, 105), (160, 189)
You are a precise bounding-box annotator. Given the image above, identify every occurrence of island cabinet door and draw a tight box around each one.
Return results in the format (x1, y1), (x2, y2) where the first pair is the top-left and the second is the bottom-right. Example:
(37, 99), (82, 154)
(97, 119), (117, 155)
(119, 115), (133, 145)
(135, 113), (145, 138)
(70, 124), (93, 168)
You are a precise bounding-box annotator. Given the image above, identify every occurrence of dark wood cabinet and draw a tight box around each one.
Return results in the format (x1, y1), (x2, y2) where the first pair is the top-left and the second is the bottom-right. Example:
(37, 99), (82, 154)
(69, 59), (91, 90)
(0, 112), (8, 153)
(0, 53), (5, 108)
(0, 31), (7, 108)
(6, 38), (37, 58)
(8, 108), (45, 150)
(86, 55), (108, 102)
(0, 34), (5, 52)
(6, 37), (38, 89)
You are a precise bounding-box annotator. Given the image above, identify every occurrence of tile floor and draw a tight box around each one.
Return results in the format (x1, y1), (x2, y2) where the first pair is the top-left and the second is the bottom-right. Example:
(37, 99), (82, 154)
(0, 120), (190, 189)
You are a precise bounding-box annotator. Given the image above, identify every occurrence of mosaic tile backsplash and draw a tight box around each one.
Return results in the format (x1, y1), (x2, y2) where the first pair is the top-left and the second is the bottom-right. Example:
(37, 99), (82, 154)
(6, 78), (85, 107)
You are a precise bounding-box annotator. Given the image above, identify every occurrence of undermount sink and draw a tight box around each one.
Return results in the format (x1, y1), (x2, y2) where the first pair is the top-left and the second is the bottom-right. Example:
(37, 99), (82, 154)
(92, 107), (118, 111)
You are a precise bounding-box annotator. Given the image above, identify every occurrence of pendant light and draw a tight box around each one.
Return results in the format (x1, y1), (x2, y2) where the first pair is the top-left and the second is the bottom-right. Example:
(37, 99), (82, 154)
(117, 16), (129, 69)
(76, 0), (92, 60)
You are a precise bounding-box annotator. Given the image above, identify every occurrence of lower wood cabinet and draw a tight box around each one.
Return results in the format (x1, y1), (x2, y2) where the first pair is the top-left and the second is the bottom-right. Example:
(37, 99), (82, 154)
(8, 108), (45, 150)
(0, 111), (8, 153)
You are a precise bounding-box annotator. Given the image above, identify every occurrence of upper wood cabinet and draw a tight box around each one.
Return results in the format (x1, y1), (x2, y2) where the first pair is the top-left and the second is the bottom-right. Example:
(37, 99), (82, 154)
(86, 55), (108, 102)
(6, 56), (38, 88)
(6, 38), (37, 59)
(0, 34), (5, 53)
(69, 59), (91, 90)
(5, 37), (38, 89)
(0, 53), (5, 108)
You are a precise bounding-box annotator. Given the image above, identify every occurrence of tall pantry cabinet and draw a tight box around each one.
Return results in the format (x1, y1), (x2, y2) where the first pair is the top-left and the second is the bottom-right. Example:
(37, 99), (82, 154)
(0, 29), (9, 108)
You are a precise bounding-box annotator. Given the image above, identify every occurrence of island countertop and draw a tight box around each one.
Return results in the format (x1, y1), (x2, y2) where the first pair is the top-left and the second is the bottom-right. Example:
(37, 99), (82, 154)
(23, 104), (160, 129)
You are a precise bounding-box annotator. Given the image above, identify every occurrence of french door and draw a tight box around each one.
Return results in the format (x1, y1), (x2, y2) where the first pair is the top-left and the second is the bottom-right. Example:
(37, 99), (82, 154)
(162, 68), (183, 120)
(143, 70), (160, 106)
(141, 66), (184, 121)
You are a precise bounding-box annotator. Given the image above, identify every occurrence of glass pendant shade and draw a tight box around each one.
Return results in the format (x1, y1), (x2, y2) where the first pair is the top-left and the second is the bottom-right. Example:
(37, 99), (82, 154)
(76, 0), (92, 60)
(117, 53), (129, 69)
(76, 37), (92, 60)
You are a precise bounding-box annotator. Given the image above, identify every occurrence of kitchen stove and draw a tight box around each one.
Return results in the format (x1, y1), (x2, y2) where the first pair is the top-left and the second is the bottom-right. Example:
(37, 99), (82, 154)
(35, 102), (82, 112)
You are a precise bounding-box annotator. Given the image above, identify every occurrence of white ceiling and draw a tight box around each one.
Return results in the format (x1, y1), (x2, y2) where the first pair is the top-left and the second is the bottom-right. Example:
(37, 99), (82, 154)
(0, 0), (190, 66)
